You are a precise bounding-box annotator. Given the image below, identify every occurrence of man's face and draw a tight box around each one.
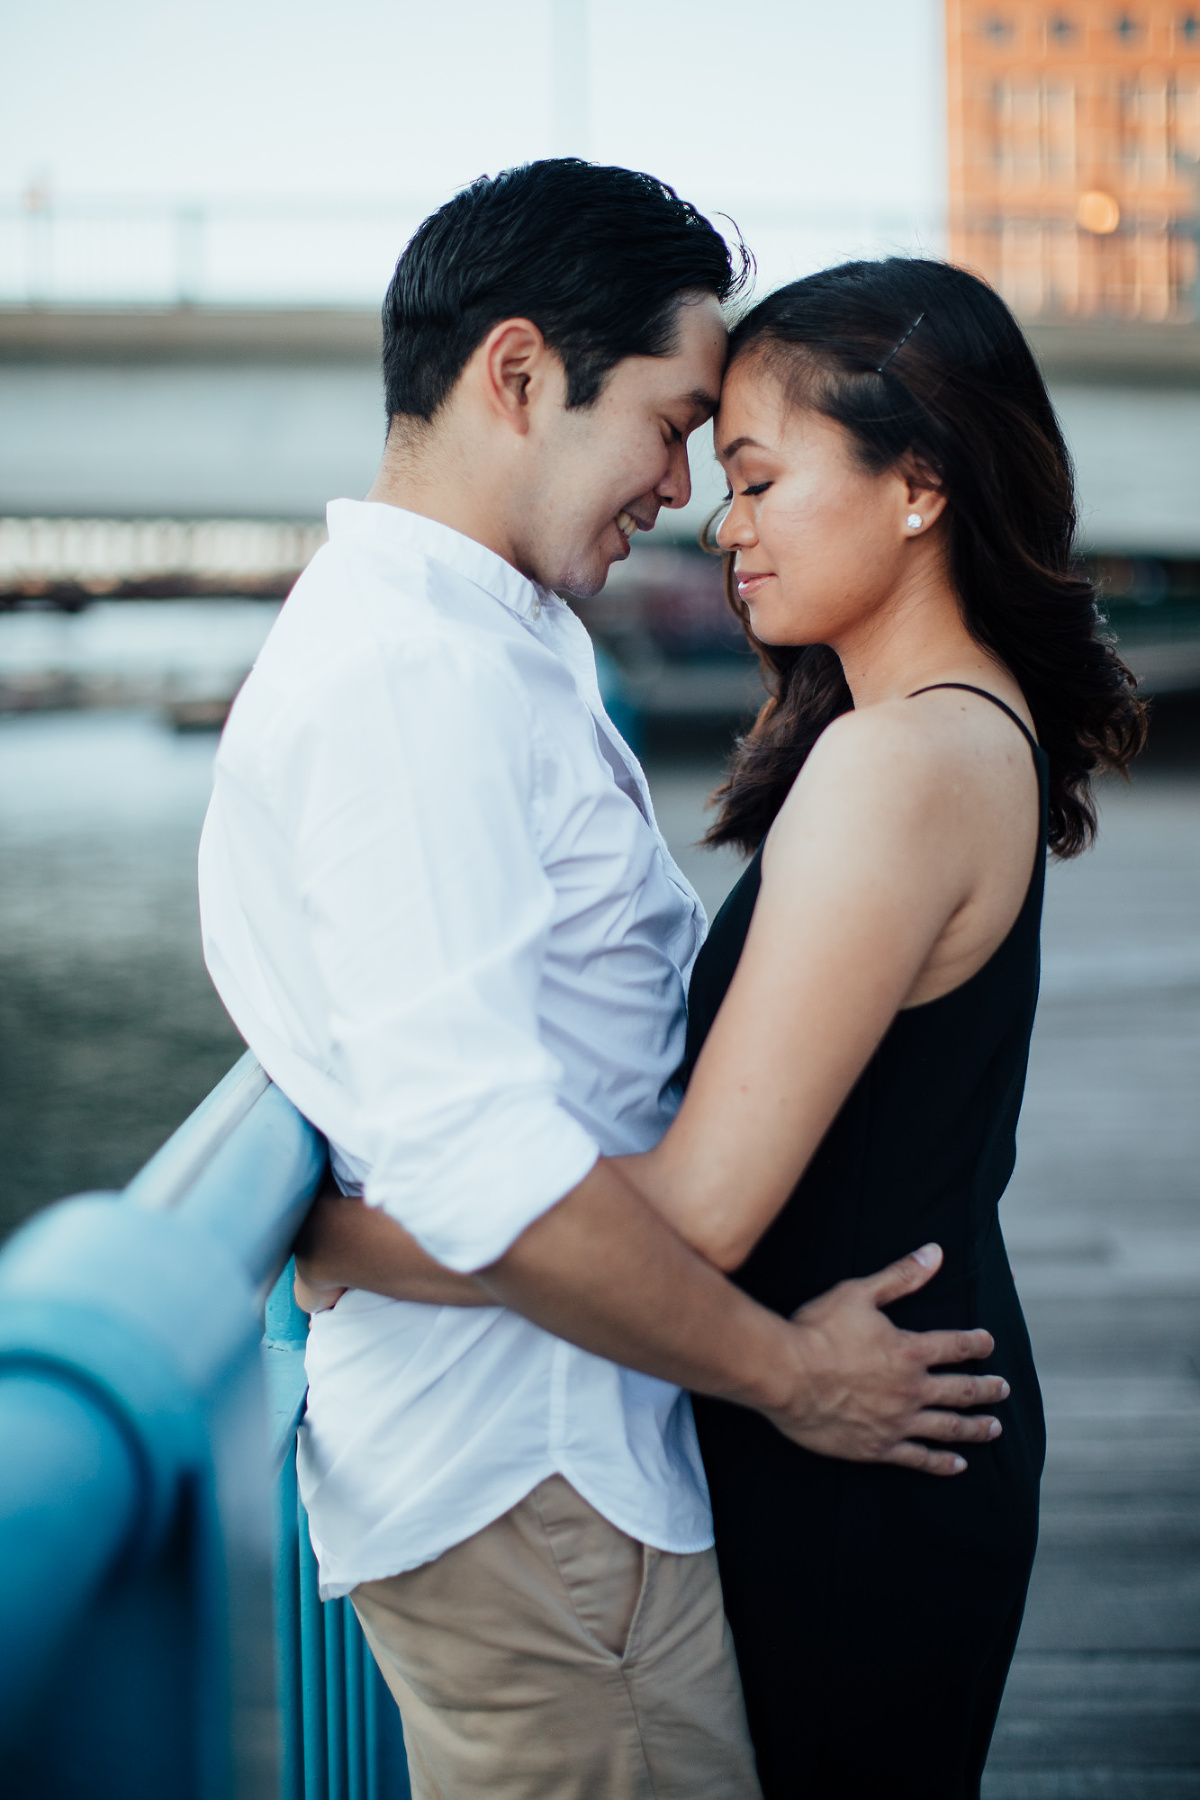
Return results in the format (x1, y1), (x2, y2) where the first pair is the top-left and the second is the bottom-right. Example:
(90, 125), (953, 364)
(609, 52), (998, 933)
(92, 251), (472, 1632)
(517, 294), (727, 598)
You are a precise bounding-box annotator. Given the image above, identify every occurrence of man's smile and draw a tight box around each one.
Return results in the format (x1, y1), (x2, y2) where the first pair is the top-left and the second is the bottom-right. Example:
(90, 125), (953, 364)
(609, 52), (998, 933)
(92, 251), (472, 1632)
(614, 506), (655, 550)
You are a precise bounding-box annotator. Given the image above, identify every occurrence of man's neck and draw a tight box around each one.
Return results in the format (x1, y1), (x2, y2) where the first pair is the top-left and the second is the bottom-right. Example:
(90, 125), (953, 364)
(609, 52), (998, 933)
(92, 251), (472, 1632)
(366, 421), (523, 572)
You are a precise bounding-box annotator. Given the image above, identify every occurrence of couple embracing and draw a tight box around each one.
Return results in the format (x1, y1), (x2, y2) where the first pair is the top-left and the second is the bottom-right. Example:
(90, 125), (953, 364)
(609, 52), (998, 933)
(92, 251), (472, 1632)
(199, 159), (1142, 1799)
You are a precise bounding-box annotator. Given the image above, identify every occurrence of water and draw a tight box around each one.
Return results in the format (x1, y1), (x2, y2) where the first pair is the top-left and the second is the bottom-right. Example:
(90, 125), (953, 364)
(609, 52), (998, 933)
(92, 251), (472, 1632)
(0, 710), (242, 1235)
(0, 598), (279, 709)
(0, 704), (743, 1240)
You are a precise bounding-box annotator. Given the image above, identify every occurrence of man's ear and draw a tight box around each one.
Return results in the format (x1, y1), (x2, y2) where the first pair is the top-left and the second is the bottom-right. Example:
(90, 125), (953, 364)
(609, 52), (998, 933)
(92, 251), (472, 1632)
(473, 318), (552, 437)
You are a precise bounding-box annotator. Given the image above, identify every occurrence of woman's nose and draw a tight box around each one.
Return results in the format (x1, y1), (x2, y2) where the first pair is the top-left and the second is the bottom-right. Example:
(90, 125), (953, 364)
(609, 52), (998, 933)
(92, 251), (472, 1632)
(715, 499), (752, 551)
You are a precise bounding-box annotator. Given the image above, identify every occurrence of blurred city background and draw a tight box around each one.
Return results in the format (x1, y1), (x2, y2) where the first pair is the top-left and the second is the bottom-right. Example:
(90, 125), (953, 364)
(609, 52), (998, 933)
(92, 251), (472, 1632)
(1, 2), (1198, 1793)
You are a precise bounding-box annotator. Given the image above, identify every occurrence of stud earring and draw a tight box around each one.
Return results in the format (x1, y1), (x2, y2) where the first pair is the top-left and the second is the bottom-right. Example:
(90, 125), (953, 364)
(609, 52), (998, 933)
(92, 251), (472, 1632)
(906, 512), (923, 530)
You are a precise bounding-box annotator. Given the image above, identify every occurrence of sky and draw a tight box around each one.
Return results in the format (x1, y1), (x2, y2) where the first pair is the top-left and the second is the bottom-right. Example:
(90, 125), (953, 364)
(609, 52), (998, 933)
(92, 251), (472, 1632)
(0, 0), (948, 305)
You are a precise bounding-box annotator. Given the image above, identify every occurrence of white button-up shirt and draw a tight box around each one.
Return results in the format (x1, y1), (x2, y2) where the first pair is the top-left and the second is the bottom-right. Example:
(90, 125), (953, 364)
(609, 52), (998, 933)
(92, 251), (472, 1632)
(199, 499), (713, 1596)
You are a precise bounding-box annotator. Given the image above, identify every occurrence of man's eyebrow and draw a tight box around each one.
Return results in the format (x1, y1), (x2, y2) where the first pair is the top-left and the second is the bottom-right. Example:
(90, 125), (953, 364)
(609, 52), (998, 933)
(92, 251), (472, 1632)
(687, 388), (720, 418)
(718, 434), (765, 459)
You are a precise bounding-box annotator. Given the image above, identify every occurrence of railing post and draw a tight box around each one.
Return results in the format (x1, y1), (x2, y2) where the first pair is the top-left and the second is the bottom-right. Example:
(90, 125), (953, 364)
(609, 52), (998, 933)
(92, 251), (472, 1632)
(275, 1444), (305, 1800)
(264, 1262), (411, 1800)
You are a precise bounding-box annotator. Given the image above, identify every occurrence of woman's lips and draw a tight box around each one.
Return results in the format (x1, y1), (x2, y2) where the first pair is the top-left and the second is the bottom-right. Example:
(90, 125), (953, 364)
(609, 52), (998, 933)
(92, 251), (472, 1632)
(736, 572), (774, 599)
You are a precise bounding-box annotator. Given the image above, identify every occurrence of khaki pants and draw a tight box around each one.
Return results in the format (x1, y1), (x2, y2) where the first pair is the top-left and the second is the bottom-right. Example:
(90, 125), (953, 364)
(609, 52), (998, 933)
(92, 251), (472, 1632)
(352, 1475), (763, 1800)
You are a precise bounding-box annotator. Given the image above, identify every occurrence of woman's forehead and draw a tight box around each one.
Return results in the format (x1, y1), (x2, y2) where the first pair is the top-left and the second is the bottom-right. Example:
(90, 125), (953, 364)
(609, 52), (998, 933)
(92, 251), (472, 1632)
(715, 365), (799, 458)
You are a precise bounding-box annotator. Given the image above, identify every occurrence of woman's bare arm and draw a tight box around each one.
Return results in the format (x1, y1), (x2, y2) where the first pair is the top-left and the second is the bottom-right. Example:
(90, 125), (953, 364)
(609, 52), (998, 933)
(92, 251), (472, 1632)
(615, 700), (1031, 1270)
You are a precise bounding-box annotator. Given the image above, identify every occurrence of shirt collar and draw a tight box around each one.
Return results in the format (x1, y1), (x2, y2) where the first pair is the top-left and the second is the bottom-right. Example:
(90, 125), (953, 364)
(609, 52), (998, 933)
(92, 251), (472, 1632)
(325, 499), (552, 622)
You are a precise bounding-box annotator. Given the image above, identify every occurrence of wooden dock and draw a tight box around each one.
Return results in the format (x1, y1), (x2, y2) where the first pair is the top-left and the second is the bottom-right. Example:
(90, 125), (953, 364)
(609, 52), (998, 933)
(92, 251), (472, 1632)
(985, 772), (1200, 1797)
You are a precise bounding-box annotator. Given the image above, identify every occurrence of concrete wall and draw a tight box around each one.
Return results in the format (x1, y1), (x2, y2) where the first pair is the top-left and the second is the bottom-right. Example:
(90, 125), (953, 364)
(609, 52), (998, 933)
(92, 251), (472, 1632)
(1, 309), (1198, 554)
(0, 363), (385, 519)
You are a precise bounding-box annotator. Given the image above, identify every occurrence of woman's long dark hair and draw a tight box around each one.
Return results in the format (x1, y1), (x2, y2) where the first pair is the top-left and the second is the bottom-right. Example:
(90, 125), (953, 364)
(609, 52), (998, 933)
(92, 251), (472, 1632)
(706, 258), (1146, 858)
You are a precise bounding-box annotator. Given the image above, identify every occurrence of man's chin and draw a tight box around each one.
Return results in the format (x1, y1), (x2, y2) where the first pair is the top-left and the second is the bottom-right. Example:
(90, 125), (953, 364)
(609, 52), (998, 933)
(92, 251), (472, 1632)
(552, 561), (611, 601)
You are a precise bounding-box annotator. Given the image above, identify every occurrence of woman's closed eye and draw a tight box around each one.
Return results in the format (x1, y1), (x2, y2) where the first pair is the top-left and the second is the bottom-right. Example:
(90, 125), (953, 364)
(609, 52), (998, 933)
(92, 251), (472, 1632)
(721, 482), (772, 502)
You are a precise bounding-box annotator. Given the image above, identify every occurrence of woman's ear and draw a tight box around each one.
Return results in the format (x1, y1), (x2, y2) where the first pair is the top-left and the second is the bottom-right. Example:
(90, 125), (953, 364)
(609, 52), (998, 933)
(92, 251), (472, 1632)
(903, 457), (948, 532)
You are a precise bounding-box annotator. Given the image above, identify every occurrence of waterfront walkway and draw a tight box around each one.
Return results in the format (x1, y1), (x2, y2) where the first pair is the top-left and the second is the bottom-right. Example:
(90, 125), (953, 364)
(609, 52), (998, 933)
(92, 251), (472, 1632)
(985, 773), (1200, 1798)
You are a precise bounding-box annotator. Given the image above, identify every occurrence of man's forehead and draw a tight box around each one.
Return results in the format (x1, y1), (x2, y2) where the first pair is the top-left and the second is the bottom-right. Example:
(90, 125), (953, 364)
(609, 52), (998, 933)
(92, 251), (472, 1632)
(683, 384), (721, 421)
(658, 326), (727, 417)
(615, 297), (726, 413)
(625, 360), (720, 418)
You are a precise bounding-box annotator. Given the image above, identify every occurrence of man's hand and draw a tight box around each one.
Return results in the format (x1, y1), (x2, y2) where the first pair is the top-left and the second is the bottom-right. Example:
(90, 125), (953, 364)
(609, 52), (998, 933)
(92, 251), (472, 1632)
(293, 1266), (348, 1315)
(294, 1186), (494, 1312)
(293, 1187), (349, 1313)
(476, 1163), (1006, 1474)
(761, 1244), (1005, 1475)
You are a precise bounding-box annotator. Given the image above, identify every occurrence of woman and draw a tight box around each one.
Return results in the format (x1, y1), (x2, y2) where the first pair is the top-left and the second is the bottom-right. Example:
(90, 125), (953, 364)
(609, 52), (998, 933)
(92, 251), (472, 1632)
(610, 257), (1144, 1797)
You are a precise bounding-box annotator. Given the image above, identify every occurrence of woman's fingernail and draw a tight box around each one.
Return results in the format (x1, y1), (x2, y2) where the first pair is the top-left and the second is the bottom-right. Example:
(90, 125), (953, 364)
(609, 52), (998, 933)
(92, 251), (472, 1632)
(953, 1455), (967, 1472)
(912, 1243), (940, 1268)
(999, 1380), (1011, 1399)
(989, 1419), (1003, 1438)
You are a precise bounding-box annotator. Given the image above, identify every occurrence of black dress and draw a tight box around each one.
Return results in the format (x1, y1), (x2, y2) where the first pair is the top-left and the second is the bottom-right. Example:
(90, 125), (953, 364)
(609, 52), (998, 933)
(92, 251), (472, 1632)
(683, 687), (1047, 1800)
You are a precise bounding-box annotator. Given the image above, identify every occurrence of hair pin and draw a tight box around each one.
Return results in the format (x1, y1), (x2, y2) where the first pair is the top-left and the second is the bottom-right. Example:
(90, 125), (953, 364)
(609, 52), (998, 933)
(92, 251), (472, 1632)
(876, 311), (926, 376)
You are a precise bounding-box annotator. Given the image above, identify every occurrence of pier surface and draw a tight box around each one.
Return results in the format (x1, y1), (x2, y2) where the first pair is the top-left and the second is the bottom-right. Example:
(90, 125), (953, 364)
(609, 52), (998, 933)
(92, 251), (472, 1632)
(985, 770), (1200, 1799)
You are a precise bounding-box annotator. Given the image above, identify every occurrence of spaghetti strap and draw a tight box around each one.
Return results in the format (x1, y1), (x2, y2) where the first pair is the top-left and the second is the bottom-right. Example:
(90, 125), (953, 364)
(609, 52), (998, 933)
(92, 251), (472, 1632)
(908, 682), (1039, 756)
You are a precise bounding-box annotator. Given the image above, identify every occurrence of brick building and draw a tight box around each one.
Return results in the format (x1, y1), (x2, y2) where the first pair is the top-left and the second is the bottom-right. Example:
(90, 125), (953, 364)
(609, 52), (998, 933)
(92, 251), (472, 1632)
(947, 2), (1200, 318)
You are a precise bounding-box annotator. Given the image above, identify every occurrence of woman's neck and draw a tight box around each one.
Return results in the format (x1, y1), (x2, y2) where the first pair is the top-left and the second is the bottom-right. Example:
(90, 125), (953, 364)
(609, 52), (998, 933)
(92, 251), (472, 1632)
(831, 562), (1008, 712)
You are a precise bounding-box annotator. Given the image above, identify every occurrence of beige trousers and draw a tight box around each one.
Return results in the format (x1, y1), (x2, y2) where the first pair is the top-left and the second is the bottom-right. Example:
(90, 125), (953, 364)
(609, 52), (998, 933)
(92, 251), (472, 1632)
(351, 1475), (763, 1800)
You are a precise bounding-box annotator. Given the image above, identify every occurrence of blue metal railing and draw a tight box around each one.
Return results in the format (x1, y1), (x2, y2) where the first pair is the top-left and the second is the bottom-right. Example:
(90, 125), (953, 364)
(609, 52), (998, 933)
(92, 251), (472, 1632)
(0, 1052), (409, 1798)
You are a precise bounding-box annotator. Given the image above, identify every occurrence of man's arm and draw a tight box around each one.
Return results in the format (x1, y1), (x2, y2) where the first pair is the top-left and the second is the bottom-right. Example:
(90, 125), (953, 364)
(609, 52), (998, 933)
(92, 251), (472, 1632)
(297, 1160), (1007, 1476)
(294, 1185), (493, 1312)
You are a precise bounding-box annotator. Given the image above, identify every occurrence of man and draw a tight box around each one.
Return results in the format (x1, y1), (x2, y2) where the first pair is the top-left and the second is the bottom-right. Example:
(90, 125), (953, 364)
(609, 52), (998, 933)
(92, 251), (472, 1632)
(199, 160), (1005, 1799)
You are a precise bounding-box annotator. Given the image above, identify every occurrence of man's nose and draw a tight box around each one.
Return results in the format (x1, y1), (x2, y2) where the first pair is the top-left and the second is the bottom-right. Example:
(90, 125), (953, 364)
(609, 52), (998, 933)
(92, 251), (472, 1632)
(657, 440), (693, 511)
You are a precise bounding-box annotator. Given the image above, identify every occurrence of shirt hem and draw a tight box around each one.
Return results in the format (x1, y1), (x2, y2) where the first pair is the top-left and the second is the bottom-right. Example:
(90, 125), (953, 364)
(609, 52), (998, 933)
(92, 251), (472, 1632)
(311, 1465), (715, 1601)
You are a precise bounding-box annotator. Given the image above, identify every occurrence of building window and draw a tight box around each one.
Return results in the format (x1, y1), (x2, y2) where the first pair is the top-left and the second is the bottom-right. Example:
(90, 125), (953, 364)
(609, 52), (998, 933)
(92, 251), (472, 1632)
(1181, 14), (1200, 42)
(1048, 16), (1076, 40)
(981, 15), (1013, 40)
(1114, 13), (1142, 39)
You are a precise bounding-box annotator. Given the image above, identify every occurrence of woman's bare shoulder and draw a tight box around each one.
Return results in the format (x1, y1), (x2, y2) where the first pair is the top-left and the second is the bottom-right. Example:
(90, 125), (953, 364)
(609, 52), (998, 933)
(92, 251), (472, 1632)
(776, 700), (959, 823)
(802, 688), (1030, 792)
(813, 698), (960, 768)
(766, 691), (1025, 875)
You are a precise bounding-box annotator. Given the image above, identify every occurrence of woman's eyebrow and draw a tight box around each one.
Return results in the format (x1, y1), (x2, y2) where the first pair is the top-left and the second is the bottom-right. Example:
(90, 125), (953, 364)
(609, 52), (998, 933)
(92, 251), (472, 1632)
(718, 434), (766, 459)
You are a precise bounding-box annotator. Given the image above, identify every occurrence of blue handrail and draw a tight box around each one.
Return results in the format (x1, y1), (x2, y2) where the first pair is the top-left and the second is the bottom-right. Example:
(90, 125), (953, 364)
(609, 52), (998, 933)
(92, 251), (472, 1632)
(0, 1052), (409, 1798)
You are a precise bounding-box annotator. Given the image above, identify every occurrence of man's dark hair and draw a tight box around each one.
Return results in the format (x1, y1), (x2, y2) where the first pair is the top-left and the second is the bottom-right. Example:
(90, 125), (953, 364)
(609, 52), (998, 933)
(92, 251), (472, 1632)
(382, 158), (748, 421)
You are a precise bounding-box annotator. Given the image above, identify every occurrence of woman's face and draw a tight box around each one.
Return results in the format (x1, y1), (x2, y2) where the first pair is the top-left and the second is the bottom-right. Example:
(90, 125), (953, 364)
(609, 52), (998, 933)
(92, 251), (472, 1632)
(714, 356), (932, 649)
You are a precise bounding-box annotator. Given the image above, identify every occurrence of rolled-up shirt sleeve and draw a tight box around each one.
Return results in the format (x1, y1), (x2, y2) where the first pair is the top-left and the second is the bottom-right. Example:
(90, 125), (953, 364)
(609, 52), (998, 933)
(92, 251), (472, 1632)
(275, 632), (599, 1272)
